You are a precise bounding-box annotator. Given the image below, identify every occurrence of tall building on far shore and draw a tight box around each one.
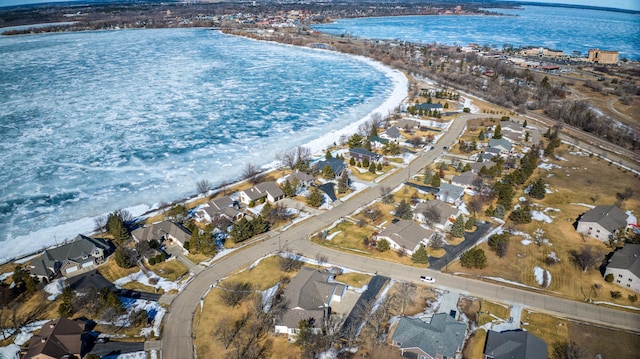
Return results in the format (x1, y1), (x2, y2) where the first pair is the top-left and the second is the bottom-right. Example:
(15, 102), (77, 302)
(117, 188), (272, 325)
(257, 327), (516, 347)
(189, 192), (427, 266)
(587, 48), (618, 64)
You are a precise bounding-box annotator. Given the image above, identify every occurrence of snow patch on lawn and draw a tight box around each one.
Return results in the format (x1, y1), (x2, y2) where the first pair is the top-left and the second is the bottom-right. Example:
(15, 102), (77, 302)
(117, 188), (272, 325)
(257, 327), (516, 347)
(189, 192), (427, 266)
(521, 239), (532, 246)
(44, 278), (65, 300)
(120, 297), (166, 337)
(538, 162), (561, 170)
(533, 266), (551, 288)
(0, 271), (13, 282)
(531, 211), (553, 223)
(114, 270), (182, 292)
(261, 284), (279, 312)
(103, 351), (148, 359)
(326, 231), (342, 240)
(0, 344), (20, 359)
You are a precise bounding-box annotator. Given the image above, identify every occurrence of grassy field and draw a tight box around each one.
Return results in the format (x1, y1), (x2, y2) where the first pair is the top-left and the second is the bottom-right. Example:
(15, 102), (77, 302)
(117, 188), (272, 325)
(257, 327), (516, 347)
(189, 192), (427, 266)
(477, 300), (510, 326)
(462, 329), (486, 359)
(98, 257), (140, 282)
(335, 272), (372, 289)
(568, 320), (639, 359)
(146, 259), (189, 281)
(521, 310), (569, 345)
(447, 143), (640, 306)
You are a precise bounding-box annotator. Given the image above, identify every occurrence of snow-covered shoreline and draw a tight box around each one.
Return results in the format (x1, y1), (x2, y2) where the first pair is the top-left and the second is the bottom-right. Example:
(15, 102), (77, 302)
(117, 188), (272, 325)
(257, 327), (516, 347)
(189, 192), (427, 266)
(0, 45), (408, 264)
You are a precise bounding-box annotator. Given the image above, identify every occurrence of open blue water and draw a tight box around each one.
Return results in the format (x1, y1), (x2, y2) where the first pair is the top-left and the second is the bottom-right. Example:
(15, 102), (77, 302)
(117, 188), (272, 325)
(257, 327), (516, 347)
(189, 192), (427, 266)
(313, 6), (640, 60)
(0, 28), (396, 258)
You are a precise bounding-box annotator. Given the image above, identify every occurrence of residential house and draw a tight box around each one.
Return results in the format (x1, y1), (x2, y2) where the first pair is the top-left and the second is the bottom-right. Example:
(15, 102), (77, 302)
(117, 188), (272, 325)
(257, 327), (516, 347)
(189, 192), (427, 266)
(396, 119), (420, 130)
(274, 266), (347, 336)
(499, 121), (526, 143)
(349, 147), (383, 165)
(239, 181), (285, 205)
(23, 318), (88, 359)
(391, 314), (466, 359)
(370, 135), (390, 150)
(452, 172), (481, 191)
(415, 103), (443, 112)
(131, 220), (192, 246)
(604, 244), (640, 293)
(436, 183), (465, 205)
(194, 196), (244, 223)
(470, 162), (487, 174)
(29, 235), (111, 281)
(576, 205), (628, 241)
(313, 158), (347, 179)
(283, 170), (315, 188)
(488, 138), (513, 154)
(482, 147), (502, 162)
(483, 330), (548, 359)
(414, 200), (459, 230)
(381, 126), (402, 143)
(376, 220), (435, 255)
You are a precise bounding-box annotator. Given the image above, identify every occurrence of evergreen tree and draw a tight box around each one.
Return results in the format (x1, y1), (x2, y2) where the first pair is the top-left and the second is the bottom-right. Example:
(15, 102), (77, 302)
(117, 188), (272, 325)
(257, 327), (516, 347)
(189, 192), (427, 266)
(377, 163), (383, 171)
(430, 173), (441, 187)
(306, 187), (324, 208)
(529, 178), (546, 199)
(451, 215), (466, 238)
(251, 215), (269, 235)
(465, 214), (477, 230)
(411, 245), (429, 264)
(525, 131), (530, 142)
(230, 217), (253, 243)
(376, 239), (390, 252)
(348, 133), (363, 148)
(370, 125), (378, 137)
(107, 211), (130, 244)
(349, 157), (356, 166)
(488, 232), (510, 258)
(478, 130), (485, 141)
(523, 119), (528, 128)
(369, 162), (376, 173)
(338, 171), (350, 194)
(460, 248), (487, 269)
(423, 168), (432, 184)
(463, 163), (472, 172)
(509, 206), (533, 224)
(363, 139), (372, 151)
(322, 164), (334, 179)
(281, 180), (295, 197)
(494, 204), (506, 219)
(485, 204), (495, 217)
(362, 157), (370, 168)
(325, 150), (332, 160)
(493, 124), (503, 139)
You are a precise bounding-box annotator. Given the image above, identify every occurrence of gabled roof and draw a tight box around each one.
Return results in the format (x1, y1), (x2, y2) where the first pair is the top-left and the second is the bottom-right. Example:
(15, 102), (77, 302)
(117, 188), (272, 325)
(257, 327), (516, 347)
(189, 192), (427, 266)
(396, 119), (420, 129)
(378, 220), (434, 250)
(415, 103), (443, 110)
(385, 126), (401, 139)
(131, 220), (192, 244)
(488, 138), (513, 151)
(349, 147), (382, 160)
(500, 121), (525, 133)
(484, 330), (548, 359)
(210, 196), (234, 211)
(30, 235), (110, 278)
(284, 170), (315, 183)
(452, 171), (480, 187)
(255, 181), (285, 199)
(607, 244), (640, 277)
(370, 135), (389, 145)
(415, 200), (458, 226)
(437, 183), (465, 203)
(314, 158), (346, 176)
(24, 318), (86, 358)
(579, 205), (628, 233)
(392, 314), (466, 358)
(278, 266), (346, 328)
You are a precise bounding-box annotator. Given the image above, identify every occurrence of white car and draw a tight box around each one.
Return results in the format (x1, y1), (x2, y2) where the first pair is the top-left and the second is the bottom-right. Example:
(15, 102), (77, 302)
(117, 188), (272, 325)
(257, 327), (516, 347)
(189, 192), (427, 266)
(420, 275), (435, 283)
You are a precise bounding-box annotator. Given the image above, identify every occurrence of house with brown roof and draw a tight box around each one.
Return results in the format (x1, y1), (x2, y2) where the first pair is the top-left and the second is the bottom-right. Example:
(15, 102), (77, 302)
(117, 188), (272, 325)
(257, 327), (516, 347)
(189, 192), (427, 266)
(451, 171), (481, 191)
(349, 147), (383, 165)
(576, 205), (628, 241)
(29, 235), (112, 281)
(376, 220), (435, 255)
(194, 196), (244, 223)
(23, 318), (87, 359)
(604, 244), (640, 293)
(131, 220), (192, 246)
(239, 181), (285, 205)
(414, 200), (459, 230)
(274, 266), (347, 336)
(282, 170), (315, 188)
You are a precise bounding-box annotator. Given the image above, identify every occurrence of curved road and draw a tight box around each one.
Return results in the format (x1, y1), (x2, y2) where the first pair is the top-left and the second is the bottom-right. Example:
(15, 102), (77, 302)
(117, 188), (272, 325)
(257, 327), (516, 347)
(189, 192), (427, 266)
(161, 115), (640, 359)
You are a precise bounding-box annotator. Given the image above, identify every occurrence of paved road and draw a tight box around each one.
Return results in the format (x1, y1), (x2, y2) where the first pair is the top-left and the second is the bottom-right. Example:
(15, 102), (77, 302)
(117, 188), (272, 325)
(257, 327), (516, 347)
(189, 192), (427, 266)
(161, 115), (640, 358)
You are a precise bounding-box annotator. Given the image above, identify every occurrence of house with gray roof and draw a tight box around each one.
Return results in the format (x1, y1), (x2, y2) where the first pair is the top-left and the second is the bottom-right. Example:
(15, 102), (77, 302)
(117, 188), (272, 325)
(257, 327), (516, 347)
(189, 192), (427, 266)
(415, 103), (444, 112)
(313, 158), (347, 179)
(370, 135), (390, 150)
(239, 181), (285, 205)
(414, 200), (459, 230)
(376, 220), (435, 255)
(436, 183), (465, 205)
(391, 314), (466, 359)
(131, 220), (192, 246)
(349, 147), (383, 165)
(483, 330), (548, 359)
(604, 244), (640, 293)
(452, 171), (481, 190)
(381, 126), (402, 142)
(194, 196), (244, 223)
(283, 170), (315, 188)
(488, 138), (513, 153)
(397, 119), (420, 130)
(576, 205), (628, 241)
(29, 235), (112, 281)
(274, 266), (347, 336)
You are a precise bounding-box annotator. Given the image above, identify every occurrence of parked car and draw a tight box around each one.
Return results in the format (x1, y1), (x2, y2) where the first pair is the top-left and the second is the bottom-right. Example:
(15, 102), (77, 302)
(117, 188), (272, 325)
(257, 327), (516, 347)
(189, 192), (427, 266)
(420, 275), (435, 283)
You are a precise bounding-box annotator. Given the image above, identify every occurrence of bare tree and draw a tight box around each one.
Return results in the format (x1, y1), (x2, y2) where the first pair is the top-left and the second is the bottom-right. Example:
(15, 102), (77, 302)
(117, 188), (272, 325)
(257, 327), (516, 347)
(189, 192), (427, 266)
(391, 282), (416, 315)
(218, 282), (254, 307)
(242, 163), (262, 184)
(467, 197), (483, 215)
(421, 206), (441, 227)
(279, 253), (304, 272)
(569, 246), (603, 273)
(380, 186), (394, 204)
(429, 233), (446, 249)
(94, 215), (107, 233)
(315, 253), (328, 269)
(196, 179), (212, 195)
(364, 206), (383, 223)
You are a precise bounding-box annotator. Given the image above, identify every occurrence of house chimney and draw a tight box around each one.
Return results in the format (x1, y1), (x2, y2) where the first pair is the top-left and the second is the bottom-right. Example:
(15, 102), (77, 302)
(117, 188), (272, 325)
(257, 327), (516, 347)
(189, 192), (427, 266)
(41, 337), (47, 343)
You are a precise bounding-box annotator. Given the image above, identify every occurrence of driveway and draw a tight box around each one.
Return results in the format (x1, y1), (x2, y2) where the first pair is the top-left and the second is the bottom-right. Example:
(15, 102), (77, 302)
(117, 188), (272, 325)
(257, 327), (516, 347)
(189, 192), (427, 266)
(67, 270), (161, 301)
(428, 221), (492, 271)
(89, 341), (144, 357)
